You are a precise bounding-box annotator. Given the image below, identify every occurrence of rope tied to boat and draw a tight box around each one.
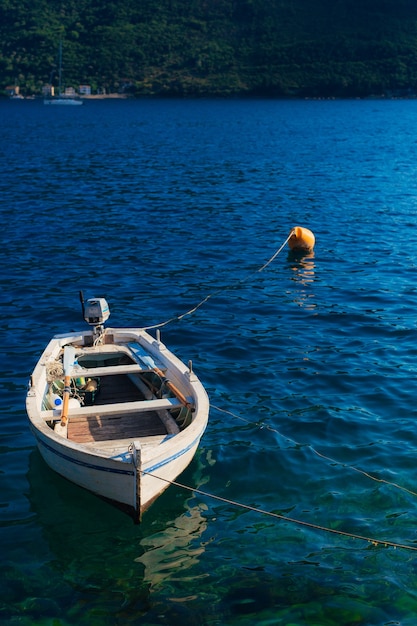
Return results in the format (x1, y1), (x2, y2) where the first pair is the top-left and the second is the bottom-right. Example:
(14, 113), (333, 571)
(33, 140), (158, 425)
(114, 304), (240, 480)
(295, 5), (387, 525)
(212, 405), (417, 499)
(137, 227), (417, 550)
(143, 470), (417, 552)
(141, 399), (417, 553)
(142, 231), (294, 330)
(45, 360), (64, 383)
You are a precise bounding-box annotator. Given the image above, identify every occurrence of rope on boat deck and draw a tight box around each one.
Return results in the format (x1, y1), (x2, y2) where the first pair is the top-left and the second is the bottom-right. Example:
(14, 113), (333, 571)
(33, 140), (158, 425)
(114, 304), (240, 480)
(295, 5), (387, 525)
(142, 232), (294, 330)
(211, 405), (417, 499)
(143, 471), (417, 552)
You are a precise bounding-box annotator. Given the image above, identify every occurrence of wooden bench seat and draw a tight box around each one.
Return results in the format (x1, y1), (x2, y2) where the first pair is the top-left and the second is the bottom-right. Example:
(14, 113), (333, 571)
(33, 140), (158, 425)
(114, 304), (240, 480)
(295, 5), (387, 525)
(41, 396), (192, 422)
(51, 363), (165, 380)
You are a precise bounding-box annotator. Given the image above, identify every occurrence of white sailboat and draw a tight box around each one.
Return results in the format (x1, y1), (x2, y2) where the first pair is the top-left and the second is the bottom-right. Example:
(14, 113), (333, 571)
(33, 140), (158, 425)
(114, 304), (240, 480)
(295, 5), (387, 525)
(44, 41), (83, 106)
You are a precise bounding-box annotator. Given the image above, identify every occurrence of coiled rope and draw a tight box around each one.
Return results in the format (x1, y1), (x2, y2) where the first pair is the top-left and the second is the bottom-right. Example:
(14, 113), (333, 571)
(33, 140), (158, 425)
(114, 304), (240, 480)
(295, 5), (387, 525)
(142, 231), (294, 330)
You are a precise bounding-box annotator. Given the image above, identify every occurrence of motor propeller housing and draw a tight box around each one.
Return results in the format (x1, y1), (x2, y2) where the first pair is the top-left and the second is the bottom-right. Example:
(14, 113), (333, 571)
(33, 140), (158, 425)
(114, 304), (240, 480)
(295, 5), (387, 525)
(83, 298), (110, 326)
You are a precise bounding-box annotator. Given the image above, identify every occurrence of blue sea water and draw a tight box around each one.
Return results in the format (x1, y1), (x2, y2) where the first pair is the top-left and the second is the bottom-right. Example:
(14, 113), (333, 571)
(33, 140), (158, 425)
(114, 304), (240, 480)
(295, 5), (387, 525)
(2, 96), (417, 624)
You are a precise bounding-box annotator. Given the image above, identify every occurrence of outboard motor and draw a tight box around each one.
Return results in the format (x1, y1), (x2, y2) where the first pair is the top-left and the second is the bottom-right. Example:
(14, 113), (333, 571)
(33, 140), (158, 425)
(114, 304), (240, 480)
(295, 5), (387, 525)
(83, 298), (110, 326)
(79, 291), (110, 343)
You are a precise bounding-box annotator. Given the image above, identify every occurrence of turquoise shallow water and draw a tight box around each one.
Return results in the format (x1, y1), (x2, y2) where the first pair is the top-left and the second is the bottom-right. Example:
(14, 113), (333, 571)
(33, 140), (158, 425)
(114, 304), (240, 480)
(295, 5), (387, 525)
(2, 97), (417, 624)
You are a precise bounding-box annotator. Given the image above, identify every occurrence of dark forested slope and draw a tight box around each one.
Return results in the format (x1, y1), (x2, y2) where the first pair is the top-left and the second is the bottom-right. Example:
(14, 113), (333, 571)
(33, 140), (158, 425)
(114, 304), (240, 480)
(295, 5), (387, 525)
(2, 0), (417, 97)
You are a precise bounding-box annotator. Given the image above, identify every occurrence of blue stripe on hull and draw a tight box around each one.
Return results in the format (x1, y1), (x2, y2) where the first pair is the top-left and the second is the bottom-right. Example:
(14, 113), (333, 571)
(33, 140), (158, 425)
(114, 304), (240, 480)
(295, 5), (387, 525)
(35, 433), (134, 476)
(33, 429), (203, 478)
(144, 436), (201, 475)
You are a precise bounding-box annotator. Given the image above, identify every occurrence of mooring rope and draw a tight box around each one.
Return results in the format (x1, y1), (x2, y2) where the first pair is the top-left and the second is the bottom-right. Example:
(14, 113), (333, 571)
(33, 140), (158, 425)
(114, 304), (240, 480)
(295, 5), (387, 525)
(142, 403), (417, 552)
(137, 229), (417, 550)
(142, 231), (294, 330)
(212, 405), (417, 499)
(143, 471), (417, 552)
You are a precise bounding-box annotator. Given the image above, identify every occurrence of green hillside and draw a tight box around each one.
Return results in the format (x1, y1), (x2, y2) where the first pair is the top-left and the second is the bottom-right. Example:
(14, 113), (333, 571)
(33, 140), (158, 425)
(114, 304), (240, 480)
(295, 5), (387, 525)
(2, 0), (417, 97)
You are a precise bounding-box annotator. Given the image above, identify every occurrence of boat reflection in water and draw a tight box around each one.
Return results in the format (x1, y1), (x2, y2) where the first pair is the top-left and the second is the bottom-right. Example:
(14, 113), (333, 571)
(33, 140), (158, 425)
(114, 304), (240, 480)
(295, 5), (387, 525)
(25, 447), (211, 619)
(135, 498), (209, 590)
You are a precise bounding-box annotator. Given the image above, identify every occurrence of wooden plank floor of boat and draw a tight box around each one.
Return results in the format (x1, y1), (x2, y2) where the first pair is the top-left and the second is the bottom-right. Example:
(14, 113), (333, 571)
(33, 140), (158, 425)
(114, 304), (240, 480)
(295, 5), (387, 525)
(67, 374), (168, 444)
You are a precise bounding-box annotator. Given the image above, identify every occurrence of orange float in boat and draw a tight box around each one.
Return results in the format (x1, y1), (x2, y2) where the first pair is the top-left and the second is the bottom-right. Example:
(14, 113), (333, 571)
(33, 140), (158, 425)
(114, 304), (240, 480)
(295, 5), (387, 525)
(288, 226), (315, 252)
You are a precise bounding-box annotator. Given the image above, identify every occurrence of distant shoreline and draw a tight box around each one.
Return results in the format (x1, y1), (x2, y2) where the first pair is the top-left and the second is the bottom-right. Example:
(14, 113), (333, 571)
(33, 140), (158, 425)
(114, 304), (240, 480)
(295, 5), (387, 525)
(81, 93), (130, 99)
(4, 92), (417, 102)
(2, 93), (132, 101)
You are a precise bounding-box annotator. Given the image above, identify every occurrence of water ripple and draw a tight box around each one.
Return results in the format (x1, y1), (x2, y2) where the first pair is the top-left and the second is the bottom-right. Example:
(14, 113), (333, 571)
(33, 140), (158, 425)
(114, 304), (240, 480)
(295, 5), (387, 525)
(2, 98), (417, 624)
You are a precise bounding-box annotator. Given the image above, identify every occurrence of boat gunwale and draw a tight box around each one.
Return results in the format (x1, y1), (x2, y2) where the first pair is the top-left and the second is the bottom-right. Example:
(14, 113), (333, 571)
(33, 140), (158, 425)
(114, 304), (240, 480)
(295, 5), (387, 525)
(27, 327), (209, 463)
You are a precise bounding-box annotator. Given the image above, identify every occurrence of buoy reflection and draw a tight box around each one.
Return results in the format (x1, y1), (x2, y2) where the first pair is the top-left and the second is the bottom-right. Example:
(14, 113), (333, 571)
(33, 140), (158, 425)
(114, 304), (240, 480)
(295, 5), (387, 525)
(288, 250), (316, 311)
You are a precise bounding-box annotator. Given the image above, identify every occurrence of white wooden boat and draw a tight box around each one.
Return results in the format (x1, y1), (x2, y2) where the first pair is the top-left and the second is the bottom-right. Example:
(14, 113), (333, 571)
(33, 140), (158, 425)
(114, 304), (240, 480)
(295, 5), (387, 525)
(26, 295), (209, 521)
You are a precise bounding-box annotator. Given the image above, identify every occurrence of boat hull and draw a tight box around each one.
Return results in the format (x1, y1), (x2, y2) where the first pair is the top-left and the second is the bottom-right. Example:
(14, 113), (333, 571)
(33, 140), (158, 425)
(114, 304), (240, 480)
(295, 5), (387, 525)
(26, 327), (209, 520)
(31, 425), (136, 506)
(30, 422), (205, 514)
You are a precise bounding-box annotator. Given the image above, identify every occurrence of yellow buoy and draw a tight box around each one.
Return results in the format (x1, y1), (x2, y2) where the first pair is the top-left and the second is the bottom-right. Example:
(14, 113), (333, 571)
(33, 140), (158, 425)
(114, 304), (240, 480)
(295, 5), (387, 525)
(288, 226), (315, 252)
